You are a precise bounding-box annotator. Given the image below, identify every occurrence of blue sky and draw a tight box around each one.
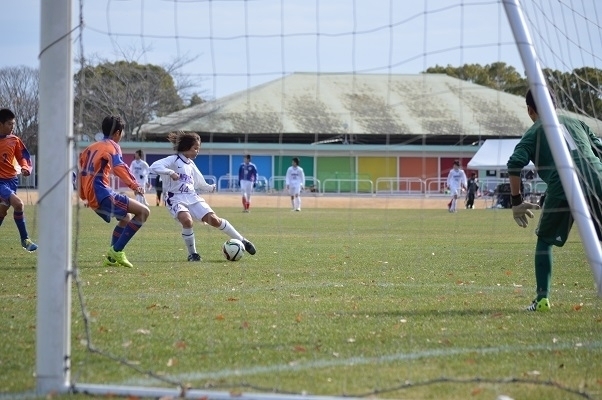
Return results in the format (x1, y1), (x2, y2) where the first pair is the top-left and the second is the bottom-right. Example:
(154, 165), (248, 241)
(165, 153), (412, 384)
(4, 0), (601, 99)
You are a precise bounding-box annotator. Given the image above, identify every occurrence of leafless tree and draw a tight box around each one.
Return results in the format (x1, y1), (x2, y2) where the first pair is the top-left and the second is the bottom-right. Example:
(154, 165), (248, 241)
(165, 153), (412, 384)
(0, 66), (39, 153)
(74, 51), (203, 141)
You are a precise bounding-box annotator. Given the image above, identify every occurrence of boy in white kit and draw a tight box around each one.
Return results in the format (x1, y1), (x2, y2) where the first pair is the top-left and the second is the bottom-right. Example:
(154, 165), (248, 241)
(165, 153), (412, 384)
(285, 157), (305, 211)
(130, 149), (150, 205)
(149, 131), (256, 261)
(446, 160), (467, 213)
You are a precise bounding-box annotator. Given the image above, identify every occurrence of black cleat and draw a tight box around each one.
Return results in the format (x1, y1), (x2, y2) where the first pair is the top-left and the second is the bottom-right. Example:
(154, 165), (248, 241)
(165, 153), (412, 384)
(187, 253), (202, 262)
(242, 239), (256, 255)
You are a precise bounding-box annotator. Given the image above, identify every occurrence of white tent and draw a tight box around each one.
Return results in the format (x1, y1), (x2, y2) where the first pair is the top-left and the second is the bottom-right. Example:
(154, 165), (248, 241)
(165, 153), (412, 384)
(467, 139), (534, 170)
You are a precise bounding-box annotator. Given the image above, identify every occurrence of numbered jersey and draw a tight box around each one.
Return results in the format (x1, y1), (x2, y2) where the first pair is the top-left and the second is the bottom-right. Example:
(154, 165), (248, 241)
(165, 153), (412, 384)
(78, 138), (139, 209)
(148, 154), (214, 201)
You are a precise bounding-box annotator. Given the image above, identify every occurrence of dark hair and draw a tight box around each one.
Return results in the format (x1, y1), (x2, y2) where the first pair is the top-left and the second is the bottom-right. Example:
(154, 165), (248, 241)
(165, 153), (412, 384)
(0, 108), (15, 123)
(292, 157), (300, 165)
(167, 131), (200, 152)
(102, 116), (125, 137)
(525, 88), (557, 114)
(135, 149), (143, 157)
(244, 154), (251, 161)
(453, 160), (460, 166)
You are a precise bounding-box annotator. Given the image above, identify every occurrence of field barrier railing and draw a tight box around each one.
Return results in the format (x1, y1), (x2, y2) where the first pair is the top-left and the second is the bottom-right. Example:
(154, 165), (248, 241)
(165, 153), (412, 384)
(321, 178), (374, 194)
(375, 177), (425, 195)
(268, 176), (321, 193)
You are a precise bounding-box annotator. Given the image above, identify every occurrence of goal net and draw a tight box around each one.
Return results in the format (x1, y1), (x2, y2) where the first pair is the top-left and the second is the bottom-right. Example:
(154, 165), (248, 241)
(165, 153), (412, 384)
(20, 0), (602, 399)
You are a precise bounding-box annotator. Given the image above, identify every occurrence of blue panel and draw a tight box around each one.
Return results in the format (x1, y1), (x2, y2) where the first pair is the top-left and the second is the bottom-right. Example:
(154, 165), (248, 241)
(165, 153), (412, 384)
(231, 155), (273, 192)
(231, 155), (273, 180)
(194, 154), (229, 187)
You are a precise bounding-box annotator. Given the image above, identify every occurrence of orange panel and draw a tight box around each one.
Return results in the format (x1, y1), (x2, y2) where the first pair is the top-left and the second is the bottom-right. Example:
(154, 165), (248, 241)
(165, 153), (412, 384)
(399, 157), (439, 179)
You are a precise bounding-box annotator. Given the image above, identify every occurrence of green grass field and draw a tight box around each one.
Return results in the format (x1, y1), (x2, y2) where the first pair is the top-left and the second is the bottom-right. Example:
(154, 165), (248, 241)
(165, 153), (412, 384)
(1, 202), (601, 400)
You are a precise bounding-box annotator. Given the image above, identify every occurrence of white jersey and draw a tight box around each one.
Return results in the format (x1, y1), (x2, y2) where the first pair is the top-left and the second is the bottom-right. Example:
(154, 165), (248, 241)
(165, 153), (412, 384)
(148, 154), (215, 204)
(285, 166), (305, 188)
(447, 168), (467, 190)
(130, 159), (151, 185)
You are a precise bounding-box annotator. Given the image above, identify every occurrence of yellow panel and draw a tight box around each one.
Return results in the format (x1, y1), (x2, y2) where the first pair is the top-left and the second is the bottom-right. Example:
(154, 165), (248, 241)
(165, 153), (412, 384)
(358, 157), (397, 192)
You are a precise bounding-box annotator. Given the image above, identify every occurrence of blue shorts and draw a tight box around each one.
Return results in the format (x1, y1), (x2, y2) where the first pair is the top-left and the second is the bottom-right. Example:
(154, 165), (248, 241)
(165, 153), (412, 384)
(0, 178), (19, 206)
(94, 193), (130, 223)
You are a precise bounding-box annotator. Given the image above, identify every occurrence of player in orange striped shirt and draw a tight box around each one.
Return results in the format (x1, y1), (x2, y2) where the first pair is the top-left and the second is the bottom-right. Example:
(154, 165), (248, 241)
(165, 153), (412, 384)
(0, 108), (38, 252)
(78, 116), (150, 268)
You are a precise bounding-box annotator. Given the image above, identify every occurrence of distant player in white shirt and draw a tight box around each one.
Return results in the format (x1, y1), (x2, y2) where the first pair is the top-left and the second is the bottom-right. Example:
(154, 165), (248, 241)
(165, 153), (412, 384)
(285, 157), (305, 211)
(446, 160), (467, 213)
(149, 131), (256, 261)
(130, 149), (150, 206)
(238, 154), (258, 213)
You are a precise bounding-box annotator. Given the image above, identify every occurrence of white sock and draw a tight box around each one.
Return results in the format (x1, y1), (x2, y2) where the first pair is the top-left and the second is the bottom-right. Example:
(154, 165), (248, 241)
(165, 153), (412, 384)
(181, 227), (197, 255)
(451, 198), (457, 211)
(219, 219), (243, 241)
(291, 199), (294, 209)
(297, 197), (301, 210)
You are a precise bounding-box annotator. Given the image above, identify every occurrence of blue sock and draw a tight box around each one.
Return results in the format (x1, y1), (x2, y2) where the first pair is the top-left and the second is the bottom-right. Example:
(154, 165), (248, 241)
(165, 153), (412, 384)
(0, 217), (4, 227)
(113, 220), (142, 252)
(111, 225), (125, 247)
(13, 211), (29, 240)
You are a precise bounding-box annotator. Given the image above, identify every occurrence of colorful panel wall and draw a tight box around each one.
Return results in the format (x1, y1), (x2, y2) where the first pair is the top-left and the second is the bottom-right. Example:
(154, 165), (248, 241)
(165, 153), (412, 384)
(357, 156), (397, 193)
(230, 155), (273, 182)
(273, 156), (314, 190)
(195, 155), (230, 189)
(398, 156), (439, 193)
(317, 156), (362, 193)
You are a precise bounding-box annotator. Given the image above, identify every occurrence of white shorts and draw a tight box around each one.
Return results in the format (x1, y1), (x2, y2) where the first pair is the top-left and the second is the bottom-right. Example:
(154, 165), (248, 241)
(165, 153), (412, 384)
(450, 187), (462, 197)
(166, 193), (214, 221)
(240, 180), (254, 194)
(288, 184), (302, 196)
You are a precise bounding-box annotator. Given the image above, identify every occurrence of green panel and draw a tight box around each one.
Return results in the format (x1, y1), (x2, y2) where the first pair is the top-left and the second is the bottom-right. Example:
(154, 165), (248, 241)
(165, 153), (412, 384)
(273, 156), (314, 190)
(317, 157), (369, 193)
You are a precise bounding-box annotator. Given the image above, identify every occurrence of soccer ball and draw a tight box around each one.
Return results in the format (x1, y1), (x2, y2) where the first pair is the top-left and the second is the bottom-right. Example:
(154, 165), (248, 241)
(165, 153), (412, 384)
(222, 238), (245, 261)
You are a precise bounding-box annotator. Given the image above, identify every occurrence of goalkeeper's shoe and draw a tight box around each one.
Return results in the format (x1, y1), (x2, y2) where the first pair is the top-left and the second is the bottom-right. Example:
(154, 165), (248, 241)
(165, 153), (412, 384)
(102, 256), (118, 268)
(187, 253), (202, 262)
(526, 298), (550, 312)
(107, 246), (133, 268)
(22, 238), (38, 252)
(242, 238), (256, 255)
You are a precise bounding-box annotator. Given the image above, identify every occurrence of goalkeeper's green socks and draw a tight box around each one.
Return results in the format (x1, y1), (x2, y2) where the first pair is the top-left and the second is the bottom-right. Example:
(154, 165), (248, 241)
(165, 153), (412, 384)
(534, 239), (553, 301)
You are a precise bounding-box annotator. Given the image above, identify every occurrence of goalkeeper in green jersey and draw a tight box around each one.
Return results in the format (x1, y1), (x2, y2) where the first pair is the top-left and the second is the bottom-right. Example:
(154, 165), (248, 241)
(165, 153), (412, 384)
(507, 88), (602, 312)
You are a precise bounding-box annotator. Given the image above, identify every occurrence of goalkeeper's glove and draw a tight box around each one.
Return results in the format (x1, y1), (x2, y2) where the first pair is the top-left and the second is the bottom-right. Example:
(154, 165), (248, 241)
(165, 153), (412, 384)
(511, 195), (540, 228)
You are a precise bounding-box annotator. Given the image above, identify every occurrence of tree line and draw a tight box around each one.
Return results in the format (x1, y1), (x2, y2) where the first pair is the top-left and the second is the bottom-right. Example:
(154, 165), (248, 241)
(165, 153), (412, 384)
(0, 59), (204, 153)
(425, 62), (602, 118)
(1, 61), (601, 153)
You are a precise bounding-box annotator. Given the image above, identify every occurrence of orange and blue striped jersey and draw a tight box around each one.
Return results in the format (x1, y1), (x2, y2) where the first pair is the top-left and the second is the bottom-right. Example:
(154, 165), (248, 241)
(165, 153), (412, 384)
(0, 135), (32, 180)
(78, 138), (140, 209)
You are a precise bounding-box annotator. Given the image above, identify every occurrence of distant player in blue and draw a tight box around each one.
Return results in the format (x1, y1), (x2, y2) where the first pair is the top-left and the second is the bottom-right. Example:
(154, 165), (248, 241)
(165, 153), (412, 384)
(238, 154), (258, 213)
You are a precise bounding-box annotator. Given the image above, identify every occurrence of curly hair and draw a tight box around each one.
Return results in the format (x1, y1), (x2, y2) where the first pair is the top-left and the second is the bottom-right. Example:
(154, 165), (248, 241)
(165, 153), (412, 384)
(167, 131), (201, 152)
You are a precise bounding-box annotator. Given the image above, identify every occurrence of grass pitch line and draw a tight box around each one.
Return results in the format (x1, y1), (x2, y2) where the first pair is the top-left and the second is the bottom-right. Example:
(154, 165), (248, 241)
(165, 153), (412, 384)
(122, 340), (602, 386)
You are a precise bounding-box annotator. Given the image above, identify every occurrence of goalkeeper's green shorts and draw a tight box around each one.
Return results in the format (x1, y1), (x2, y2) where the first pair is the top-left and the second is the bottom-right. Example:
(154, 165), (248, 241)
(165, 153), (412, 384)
(536, 195), (602, 246)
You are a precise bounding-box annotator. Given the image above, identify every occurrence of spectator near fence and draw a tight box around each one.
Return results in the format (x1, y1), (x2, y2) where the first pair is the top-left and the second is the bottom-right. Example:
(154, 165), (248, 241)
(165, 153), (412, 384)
(465, 173), (479, 209)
